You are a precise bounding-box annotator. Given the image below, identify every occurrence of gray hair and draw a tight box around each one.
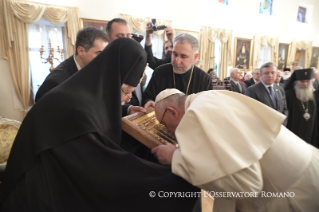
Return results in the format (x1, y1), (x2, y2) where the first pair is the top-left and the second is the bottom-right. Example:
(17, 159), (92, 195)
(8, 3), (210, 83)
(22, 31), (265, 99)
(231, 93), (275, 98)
(260, 62), (277, 74)
(174, 33), (199, 52)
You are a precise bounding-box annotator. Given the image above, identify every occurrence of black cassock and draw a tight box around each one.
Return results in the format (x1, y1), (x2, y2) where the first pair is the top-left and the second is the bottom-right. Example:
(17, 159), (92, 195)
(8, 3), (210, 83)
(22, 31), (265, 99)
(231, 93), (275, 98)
(0, 39), (199, 212)
(286, 89), (317, 148)
(142, 64), (213, 105)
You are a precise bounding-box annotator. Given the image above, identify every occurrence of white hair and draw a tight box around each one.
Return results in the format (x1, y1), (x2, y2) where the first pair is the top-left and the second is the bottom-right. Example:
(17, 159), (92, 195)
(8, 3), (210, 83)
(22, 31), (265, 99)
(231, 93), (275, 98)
(230, 68), (239, 75)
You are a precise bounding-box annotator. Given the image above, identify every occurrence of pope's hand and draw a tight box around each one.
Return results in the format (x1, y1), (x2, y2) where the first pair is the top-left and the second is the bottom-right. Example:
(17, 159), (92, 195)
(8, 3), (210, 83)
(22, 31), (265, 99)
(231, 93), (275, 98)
(151, 143), (178, 165)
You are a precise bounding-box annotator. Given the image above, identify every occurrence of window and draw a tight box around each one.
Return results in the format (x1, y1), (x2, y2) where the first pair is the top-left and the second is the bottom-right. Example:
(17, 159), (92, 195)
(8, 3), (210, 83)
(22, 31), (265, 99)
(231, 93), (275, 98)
(28, 18), (67, 100)
(258, 45), (271, 68)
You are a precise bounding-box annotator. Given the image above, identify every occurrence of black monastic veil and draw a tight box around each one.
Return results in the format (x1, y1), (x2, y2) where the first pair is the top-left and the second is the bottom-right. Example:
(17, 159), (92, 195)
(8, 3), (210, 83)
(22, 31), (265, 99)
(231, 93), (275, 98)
(1, 38), (199, 212)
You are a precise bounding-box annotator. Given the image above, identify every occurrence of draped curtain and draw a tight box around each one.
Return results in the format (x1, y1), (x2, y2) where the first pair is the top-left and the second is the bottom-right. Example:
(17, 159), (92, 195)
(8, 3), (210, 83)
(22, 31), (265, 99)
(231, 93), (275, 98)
(289, 40), (312, 68)
(0, 0), (80, 117)
(120, 14), (172, 36)
(252, 34), (278, 69)
(199, 26), (232, 79)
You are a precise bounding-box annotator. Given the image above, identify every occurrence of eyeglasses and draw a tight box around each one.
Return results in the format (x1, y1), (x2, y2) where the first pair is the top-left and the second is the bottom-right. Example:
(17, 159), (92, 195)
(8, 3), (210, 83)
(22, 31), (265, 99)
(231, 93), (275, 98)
(160, 108), (168, 124)
(121, 89), (132, 99)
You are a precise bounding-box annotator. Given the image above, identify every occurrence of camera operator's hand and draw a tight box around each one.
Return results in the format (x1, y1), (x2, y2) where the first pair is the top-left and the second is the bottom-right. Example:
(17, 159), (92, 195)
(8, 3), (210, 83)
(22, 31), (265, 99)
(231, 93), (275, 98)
(165, 26), (174, 42)
(145, 22), (153, 46)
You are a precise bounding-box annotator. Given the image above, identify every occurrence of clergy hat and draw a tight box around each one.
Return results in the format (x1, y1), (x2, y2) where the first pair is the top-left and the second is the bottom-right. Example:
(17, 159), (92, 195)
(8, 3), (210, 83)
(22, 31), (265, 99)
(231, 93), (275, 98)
(155, 89), (184, 104)
(284, 68), (313, 90)
(283, 67), (291, 72)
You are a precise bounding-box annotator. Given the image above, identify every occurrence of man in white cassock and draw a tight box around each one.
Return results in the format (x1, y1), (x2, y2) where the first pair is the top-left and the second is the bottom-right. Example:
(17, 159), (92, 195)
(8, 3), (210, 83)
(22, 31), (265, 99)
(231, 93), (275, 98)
(151, 89), (319, 212)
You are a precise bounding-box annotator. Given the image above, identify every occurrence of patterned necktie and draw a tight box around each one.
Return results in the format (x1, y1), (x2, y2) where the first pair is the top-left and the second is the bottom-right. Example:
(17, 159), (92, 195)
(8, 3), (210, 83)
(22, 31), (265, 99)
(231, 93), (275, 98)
(268, 86), (276, 109)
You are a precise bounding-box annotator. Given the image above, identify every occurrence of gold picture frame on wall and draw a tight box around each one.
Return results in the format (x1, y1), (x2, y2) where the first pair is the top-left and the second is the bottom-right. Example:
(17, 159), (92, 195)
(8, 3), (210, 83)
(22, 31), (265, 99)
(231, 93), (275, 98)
(174, 29), (200, 41)
(277, 43), (290, 70)
(80, 18), (109, 32)
(233, 37), (252, 71)
(310, 47), (319, 69)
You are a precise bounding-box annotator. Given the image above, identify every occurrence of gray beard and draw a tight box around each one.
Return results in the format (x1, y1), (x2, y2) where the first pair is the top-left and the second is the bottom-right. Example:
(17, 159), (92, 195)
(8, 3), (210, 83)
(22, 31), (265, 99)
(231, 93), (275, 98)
(294, 84), (314, 102)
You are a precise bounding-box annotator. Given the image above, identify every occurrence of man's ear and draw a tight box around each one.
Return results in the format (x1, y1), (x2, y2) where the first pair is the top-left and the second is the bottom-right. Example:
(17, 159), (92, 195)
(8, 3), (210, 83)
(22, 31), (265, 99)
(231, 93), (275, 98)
(194, 53), (199, 63)
(77, 46), (85, 56)
(167, 106), (178, 118)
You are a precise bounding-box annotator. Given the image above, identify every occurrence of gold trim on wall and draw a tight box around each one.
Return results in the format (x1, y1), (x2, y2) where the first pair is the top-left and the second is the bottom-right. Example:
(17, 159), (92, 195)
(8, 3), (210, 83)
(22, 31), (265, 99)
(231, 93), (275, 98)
(174, 29), (200, 41)
(80, 18), (109, 32)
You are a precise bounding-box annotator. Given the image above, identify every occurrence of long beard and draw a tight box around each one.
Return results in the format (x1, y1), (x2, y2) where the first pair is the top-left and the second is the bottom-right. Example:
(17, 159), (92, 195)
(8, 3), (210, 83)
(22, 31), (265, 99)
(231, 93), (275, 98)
(294, 84), (314, 102)
(163, 51), (172, 60)
(241, 48), (245, 53)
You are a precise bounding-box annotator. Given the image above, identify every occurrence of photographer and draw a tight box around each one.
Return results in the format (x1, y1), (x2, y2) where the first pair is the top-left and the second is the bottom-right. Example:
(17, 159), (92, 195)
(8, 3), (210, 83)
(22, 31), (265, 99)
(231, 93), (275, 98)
(145, 21), (174, 69)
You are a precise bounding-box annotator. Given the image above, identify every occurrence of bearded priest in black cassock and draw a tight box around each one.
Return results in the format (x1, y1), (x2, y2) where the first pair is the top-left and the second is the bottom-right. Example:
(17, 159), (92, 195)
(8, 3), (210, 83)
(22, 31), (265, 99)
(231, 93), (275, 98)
(142, 33), (212, 107)
(285, 68), (318, 148)
(0, 38), (199, 212)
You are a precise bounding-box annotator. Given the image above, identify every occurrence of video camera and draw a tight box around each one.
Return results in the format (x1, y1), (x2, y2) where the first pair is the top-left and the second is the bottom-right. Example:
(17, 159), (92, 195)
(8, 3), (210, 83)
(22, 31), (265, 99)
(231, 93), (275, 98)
(150, 19), (166, 32)
(131, 33), (144, 43)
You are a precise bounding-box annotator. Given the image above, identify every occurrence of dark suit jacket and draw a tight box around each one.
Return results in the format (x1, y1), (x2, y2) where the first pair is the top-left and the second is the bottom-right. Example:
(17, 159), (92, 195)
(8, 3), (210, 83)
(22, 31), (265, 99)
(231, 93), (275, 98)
(35, 55), (77, 102)
(230, 80), (247, 94)
(244, 78), (255, 88)
(245, 82), (288, 126)
(275, 82), (284, 88)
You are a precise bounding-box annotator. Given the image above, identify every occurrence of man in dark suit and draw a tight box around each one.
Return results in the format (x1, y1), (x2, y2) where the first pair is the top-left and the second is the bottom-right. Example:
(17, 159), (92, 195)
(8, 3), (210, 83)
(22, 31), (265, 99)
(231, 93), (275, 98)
(244, 68), (261, 88)
(275, 71), (284, 88)
(35, 27), (108, 102)
(245, 62), (288, 126)
(229, 68), (247, 94)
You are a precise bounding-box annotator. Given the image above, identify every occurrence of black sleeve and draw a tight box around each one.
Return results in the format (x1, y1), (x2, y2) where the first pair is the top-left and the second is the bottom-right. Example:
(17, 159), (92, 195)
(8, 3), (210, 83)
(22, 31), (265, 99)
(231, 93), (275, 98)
(279, 87), (289, 126)
(35, 80), (59, 102)
(122, 104), (130, 117)
(145, 45), (170, 70)
(142, 70), (158, 106)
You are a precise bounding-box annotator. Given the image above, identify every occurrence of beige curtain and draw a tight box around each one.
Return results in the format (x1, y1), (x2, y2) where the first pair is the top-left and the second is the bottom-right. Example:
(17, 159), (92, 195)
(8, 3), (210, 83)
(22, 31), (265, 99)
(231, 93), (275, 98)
(289, 40), (312, 68)
(0, 0), (80, 117)
(199, 26), (232, 78)
(219, 29), (232, 80)
(252, 34), (278, 68)
(120, 14), (172, 36)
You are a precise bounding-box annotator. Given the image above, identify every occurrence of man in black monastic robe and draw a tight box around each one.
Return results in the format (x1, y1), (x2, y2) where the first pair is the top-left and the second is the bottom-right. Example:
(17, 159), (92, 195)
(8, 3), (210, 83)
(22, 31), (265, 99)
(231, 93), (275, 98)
(143, 33), (212, 107)
(285, 68), (318, 148)
(0, 38), (199, 212)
